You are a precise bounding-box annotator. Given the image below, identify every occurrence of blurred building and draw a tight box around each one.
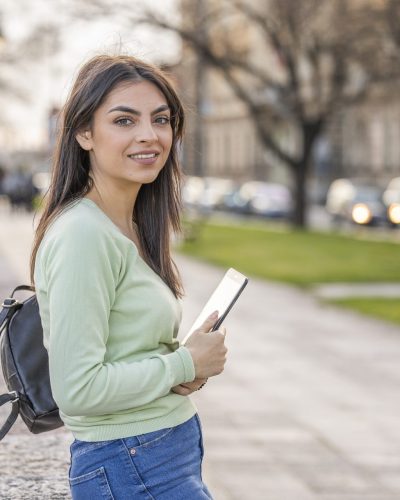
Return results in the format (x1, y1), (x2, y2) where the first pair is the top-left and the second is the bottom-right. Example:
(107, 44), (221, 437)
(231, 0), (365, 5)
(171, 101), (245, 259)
(327, 0), (400, 186)
(334, 83), (400, 186)
(178, 0), (292, 186)
(178, 0), (400, 193)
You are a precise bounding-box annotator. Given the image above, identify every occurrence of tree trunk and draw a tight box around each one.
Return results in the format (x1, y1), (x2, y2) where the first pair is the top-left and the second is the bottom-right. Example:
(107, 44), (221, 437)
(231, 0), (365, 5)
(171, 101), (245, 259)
(292, 160), (308, 227)
(291, 120), (323, 228)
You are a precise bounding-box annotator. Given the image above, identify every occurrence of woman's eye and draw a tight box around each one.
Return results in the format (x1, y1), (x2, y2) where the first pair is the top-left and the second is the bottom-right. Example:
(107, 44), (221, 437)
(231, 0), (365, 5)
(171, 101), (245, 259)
(155, 116), (170, 125)
(115, 117), (133, 126)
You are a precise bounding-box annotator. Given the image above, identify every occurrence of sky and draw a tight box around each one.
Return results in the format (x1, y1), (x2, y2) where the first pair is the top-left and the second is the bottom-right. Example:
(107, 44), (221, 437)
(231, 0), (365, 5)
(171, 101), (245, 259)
(0, 0), (181, 152)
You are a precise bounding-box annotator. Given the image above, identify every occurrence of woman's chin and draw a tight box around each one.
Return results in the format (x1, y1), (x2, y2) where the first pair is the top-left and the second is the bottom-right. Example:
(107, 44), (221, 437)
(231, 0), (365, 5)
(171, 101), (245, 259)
(134, 171), (162, 185)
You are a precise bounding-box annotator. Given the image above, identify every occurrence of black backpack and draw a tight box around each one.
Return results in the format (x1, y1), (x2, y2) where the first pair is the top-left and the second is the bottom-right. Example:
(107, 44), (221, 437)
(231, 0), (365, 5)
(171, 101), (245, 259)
(0, 285), (63, 440)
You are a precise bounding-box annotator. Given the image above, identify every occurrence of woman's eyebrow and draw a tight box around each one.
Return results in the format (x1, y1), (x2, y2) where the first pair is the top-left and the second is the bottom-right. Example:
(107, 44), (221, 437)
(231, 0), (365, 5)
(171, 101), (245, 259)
(107, 104), (170, 115)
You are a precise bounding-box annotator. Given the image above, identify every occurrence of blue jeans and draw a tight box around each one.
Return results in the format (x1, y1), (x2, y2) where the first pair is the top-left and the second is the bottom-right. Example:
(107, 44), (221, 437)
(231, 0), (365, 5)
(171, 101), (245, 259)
(68, 414), (213, 499)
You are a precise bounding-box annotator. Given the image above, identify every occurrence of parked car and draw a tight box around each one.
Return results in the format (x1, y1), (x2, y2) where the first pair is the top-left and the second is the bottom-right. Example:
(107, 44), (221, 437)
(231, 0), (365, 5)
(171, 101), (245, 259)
(2, 169), (39, 212)
(182, 176), (235, 211)
(223, 181), (292, 219)
(383, 177), (400, 225)
(326, 178), (387, 226)
(201, 177), (236, 210)
(182, 176), (205, 208)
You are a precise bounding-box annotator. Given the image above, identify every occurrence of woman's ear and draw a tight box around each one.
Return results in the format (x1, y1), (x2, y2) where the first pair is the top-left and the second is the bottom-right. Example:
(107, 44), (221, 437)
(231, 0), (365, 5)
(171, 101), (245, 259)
(75, 129), (93, 151)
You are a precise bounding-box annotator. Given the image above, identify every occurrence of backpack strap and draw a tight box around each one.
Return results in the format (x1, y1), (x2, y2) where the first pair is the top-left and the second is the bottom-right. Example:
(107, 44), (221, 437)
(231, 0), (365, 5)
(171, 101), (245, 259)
(0, 392), (19, 441)
(0, 293), (26, 440)
(11, 285), (35, 297)
(0, 297), (23, 333)
(0, 298), (22, 334)
(0, 288), (33, 440)
(0, 286), (35, 332)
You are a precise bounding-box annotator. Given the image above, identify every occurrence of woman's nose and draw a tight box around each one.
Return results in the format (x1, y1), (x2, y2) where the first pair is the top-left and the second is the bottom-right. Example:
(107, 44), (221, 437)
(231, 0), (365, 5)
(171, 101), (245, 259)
(134, 121), (158, 143)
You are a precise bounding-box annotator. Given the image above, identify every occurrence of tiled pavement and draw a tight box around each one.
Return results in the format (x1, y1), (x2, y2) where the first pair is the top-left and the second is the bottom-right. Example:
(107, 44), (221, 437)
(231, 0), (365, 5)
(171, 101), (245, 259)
(0, 209), (400, 499)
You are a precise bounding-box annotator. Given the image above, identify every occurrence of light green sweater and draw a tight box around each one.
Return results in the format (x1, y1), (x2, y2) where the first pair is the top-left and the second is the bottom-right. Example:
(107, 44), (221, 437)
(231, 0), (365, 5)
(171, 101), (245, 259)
(34, 198), (196, 442)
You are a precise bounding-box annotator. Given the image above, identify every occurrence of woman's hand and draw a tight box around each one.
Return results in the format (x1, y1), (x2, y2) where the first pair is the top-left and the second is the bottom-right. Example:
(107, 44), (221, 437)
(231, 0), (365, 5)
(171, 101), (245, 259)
(171, 378), (207, 396)
(183, 311), (228, 379)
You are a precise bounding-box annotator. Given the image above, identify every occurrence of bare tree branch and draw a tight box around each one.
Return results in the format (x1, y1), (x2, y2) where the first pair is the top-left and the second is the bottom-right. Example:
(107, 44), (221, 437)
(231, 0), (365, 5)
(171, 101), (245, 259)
(26, 0), (397, 227)
(138, 9), (286, 95)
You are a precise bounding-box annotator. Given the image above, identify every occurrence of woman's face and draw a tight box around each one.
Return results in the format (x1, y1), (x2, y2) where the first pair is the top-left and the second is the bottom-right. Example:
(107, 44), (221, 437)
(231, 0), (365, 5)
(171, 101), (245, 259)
(79, 80), (173, 190)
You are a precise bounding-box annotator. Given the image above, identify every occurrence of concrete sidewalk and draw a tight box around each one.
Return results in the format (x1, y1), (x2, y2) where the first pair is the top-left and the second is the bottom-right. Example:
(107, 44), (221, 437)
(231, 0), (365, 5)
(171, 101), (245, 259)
(1, 211), (400, 499)
(312, 283), (400, 299)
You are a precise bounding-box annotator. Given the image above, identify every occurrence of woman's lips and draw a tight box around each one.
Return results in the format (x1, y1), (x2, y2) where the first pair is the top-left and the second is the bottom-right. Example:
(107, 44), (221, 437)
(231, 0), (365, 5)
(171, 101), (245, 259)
(128, 153), (160, 165)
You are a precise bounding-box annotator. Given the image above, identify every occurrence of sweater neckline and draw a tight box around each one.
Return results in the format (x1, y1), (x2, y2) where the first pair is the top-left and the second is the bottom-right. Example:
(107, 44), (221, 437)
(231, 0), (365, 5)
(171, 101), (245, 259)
(80, 197), (144, 256)
(78, 197), (178, 301)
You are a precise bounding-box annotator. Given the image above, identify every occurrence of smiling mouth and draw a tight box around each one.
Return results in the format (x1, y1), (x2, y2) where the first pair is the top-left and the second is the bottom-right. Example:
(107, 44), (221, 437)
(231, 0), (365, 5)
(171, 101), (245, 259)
(128, 153), (159, 159)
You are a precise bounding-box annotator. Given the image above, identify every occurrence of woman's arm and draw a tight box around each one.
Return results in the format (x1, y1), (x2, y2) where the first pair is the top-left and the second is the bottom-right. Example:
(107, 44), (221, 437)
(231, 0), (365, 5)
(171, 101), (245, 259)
(42, 220), (195, 417)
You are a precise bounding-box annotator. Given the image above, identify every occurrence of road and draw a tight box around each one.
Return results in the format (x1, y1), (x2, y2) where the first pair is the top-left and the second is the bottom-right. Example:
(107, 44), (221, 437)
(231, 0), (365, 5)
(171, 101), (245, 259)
(0, 208), (400, 499)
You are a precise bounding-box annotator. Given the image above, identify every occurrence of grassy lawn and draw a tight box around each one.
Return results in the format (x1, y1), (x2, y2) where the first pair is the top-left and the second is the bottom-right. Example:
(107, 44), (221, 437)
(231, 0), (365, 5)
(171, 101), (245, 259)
(179, 220), (400, 286)
(178, 219), (400, 325)
(330, 298), (400, 325)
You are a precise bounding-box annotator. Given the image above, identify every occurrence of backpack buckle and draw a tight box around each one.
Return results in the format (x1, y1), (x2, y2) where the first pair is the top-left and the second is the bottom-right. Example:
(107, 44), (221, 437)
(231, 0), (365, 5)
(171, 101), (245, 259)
(9, 391), (19, 402)
(1, 299), (20, 308)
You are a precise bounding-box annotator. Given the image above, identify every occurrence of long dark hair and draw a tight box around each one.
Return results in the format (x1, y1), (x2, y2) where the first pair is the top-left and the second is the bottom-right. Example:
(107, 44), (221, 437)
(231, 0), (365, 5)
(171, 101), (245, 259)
(31, 55), (185, 297)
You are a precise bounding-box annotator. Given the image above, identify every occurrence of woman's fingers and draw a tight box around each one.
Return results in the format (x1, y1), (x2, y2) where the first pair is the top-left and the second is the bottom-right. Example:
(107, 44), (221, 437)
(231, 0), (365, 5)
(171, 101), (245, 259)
(198, 311), (219, 333)
(171, 385), (192, 396)
(184, 324), (228, 379)
(171, 378), (208, 395)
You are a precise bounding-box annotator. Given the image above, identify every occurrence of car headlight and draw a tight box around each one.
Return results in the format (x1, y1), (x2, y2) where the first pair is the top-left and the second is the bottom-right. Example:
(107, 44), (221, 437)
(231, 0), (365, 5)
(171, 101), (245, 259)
(388, 203), (400, 224)
(351, 203), (372, 224)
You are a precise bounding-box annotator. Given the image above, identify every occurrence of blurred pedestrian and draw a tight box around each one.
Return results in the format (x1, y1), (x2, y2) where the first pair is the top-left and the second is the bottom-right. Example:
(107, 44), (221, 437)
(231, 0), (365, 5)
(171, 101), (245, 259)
(0, 165), (4, 193)
(30, 54), (227, 499)
(2, 166), (37, 211)
(0, 165), (6, 211)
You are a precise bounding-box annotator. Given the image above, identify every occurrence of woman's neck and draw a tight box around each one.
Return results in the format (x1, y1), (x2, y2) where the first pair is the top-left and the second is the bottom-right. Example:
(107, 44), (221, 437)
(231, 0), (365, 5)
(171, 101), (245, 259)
(85, 184), (140, 242)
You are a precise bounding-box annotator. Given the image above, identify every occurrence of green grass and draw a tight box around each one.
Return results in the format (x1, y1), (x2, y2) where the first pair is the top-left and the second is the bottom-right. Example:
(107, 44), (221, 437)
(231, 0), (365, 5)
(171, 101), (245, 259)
(330, 298), (400, 325)
(178, 220), (400, 325)
(178, 220), (400, 286)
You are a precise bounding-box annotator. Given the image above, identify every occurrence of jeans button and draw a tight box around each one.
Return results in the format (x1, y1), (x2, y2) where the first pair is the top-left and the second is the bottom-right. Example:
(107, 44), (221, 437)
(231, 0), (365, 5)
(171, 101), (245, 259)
(130, 448), (136, 455)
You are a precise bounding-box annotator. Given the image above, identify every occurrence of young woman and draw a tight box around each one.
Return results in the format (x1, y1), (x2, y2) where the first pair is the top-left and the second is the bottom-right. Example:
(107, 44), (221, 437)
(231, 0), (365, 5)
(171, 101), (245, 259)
(31, 54), (227, 499)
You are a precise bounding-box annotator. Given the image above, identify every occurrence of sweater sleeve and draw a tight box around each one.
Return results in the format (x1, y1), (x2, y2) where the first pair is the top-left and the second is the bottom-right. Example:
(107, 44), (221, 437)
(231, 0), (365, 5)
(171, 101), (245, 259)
(43, 220), (195, 417)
